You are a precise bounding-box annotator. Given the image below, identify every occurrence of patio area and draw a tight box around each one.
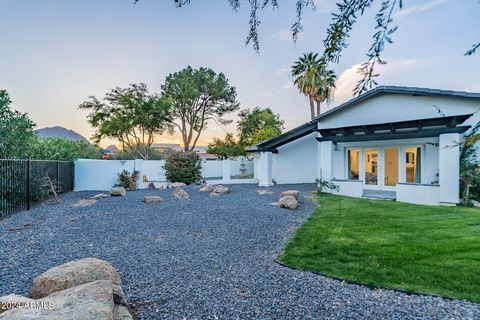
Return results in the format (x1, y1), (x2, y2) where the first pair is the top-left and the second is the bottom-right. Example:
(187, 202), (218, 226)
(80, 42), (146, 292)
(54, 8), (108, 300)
(1, 184), (479, 319)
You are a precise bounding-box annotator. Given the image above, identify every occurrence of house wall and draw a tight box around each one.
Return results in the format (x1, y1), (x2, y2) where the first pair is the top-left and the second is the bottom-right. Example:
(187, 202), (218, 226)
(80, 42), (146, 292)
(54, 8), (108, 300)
(273, 132), (318, 184)
(318, 94), (480, 129)
(397, 183), (440, 205)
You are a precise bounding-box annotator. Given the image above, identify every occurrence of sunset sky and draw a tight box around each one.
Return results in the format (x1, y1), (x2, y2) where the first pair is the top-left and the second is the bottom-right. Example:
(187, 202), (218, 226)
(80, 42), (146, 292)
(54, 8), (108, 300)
(1, 0), (479, 147)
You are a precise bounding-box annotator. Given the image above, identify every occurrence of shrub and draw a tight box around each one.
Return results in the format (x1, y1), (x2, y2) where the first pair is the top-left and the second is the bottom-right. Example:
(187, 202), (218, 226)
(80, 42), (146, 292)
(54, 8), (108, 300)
(164, 151), (202, 184)
(116, 169), (140, 190)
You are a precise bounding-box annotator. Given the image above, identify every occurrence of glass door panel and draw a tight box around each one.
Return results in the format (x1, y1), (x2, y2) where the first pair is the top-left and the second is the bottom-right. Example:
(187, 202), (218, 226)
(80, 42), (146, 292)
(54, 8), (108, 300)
(384, 148), (398, 186)
(406, 147), (421, 183)
(347, 149), (360, 180)
(364, 149), (378, 185)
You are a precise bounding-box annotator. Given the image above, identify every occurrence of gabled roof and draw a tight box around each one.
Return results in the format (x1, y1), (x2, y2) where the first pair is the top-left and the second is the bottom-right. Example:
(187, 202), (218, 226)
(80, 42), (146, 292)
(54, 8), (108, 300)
(245, 121), (317, 153)
(246, 86), (480, 153)
(314, 85), (480, 121)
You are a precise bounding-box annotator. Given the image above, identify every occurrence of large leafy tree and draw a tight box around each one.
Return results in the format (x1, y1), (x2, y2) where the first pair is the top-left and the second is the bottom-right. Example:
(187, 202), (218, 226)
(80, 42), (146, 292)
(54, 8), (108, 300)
(79, 83), (173, 159)
(0, 90), (36, 159)
(161, 66), (239, 151)
(156, 0), (478, 95)
(207, 133), (245, 160)
(291, 53), (336, 119)
(30, 138), (102, 161)
(237, 107), (284, 147)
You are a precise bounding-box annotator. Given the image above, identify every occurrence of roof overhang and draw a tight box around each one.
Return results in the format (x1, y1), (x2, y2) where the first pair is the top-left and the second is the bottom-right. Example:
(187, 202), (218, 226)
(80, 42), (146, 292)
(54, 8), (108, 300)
(316, 114), (472, 143)
(245, 121), (317, 153)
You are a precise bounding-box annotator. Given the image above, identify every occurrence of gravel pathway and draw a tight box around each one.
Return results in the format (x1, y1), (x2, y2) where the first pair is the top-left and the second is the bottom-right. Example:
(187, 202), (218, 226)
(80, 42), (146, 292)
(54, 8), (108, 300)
(1, 184), (479, 319)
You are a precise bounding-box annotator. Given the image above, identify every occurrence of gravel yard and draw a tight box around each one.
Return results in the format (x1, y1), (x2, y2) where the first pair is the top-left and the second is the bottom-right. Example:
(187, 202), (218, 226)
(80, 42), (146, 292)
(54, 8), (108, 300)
(1, 184), (479, 319)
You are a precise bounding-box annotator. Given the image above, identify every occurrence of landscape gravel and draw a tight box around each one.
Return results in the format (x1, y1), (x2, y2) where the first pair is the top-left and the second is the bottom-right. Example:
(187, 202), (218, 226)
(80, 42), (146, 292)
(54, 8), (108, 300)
(1, 184), (479, 319)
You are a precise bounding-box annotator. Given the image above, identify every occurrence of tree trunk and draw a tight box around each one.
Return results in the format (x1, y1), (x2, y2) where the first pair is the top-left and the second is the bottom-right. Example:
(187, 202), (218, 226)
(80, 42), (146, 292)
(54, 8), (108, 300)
(309, 96), (315, 120)
(316, 101), (321, 117)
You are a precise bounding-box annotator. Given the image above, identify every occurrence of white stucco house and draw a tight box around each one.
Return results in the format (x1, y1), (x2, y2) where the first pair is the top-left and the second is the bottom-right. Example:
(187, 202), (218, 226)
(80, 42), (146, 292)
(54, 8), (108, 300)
(247, 86), (480, 206)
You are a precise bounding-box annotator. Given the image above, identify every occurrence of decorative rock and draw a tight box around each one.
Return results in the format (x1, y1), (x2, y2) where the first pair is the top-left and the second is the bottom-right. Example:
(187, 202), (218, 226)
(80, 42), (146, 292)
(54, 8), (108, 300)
(70, 199), (97, 208)
(210, 185), (230, 196)
(110, 187), (126, 197)
(172, 182), (186, 188)
(472, 200), (480, 208)
(158, 185), (166, 192)
(278, 195), (298, 210)
(172, 188), (189, 200)
(256, 188), (274, 195)
(0, 294), (35, 314)
(112, 284), (128, 307)
(143, 196), (162, 204)
(148, 182), (156, 191)
(1, 280), (115, 320)
(90, 193), (109, 200)
(114, 304), (133, 320)
(198, 184), (215, 193)
(31, 258), (122, 299)
(280, 190), (300, 200)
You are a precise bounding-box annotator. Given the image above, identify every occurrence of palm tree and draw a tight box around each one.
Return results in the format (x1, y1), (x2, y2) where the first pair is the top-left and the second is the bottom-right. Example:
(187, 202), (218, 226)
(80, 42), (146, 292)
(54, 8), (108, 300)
(291, 52), (337, 119)
(313, 68), (336, 116)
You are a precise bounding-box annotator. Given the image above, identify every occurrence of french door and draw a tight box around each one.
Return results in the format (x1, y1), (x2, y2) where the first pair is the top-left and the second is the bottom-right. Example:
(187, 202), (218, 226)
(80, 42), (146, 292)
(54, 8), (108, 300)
(363, 147), (399, 190)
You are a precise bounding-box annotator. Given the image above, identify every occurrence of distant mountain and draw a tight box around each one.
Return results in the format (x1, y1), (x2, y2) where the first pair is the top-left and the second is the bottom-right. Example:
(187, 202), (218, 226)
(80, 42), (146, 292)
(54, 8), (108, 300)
(35, 126), (89, 143)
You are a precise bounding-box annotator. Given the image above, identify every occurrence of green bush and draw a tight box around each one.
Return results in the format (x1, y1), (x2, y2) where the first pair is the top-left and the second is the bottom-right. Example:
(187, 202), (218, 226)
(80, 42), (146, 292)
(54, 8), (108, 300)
(164, 151), (202, 184)
(116, 169), (140, 190)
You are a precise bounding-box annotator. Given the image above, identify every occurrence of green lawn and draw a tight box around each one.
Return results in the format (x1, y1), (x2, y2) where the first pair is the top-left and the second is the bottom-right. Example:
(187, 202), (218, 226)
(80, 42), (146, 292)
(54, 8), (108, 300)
(278, 194), (480, 302)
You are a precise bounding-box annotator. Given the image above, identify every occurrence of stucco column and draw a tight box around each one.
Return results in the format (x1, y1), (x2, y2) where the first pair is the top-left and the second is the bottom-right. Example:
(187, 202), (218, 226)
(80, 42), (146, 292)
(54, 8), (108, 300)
(439, 133), (461, 204)
(319, 141), (333, 181)
(222, 159), (231, 183)
(258, 151), (273, 187)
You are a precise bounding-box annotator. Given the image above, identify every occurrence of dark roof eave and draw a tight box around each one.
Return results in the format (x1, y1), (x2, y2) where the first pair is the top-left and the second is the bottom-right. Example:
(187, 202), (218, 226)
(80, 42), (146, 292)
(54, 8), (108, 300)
(317, 126), (470, 143)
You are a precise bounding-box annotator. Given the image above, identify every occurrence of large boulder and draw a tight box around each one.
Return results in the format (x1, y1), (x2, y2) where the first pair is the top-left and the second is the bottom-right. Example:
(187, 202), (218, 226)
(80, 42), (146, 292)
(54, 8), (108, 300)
(278, 195), (298, 210)
(0, 280), (115, 320)
(172, 187), (189, 200)
(110, 187), (126, 197)
(31, 258), (122, 299)
(280, 190), (300, 200)
(210, 185), (230, 196)
(172, 182), (186, 188)
(0, 294), (35, 314)
(114, 304), (133, 320)
(143, 196), (162, 204)
(198, 184), (215, 193)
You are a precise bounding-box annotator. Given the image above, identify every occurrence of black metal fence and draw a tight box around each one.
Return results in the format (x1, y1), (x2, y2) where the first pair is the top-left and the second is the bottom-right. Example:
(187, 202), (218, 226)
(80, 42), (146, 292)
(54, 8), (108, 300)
(0, 160), (74, 218)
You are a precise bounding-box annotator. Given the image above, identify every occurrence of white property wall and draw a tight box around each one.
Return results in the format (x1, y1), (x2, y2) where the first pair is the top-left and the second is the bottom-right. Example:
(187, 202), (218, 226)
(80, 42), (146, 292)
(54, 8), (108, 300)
(273, 132), (318, 184)
(74, 158), (256, 191)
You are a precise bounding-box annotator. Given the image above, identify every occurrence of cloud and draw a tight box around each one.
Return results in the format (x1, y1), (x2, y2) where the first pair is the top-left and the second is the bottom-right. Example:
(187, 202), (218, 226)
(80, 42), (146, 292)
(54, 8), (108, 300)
(269, 29), (295, 42)
(394, 0), (449, 18)
(261, 91), (273, 98)
(283, 81), (294, 90)
(333, 58), (434, 106)
(276, 66), (290, 76)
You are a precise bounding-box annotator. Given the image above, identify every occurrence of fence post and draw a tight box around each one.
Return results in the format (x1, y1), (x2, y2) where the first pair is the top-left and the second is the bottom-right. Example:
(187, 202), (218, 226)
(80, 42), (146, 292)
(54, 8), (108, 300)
(26, 160), (31, 211)
(56, 161), (60, 192)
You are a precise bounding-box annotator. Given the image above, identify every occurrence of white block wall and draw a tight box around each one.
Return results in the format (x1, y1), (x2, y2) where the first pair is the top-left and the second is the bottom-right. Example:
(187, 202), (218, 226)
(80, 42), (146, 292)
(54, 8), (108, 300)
(74, 158), (256, 191)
